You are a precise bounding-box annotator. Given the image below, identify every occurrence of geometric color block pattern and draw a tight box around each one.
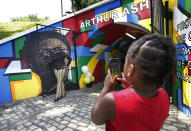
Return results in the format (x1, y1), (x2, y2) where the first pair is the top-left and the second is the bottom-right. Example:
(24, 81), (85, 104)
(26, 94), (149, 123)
(0, 59), (10, 68)
(178, 88), (191, 117)
(0, 41), (13, 58)
(14, 36), (26, 59)
(0, 69), (12, 103)
(95, 0), (121, 15)
(10, 72), (42, 101)
(9, 73), (32, 81)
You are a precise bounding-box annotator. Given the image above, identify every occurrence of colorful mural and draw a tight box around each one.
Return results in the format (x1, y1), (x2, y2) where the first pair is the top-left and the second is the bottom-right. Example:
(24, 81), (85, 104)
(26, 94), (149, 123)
(171, 0), (191, 117)
(0, 0), (151, 103)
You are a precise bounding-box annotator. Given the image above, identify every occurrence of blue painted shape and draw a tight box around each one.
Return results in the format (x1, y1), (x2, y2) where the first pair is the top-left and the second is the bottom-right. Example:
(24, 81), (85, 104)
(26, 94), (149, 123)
(88, 24), (104, 39)
(127, 14), (138, 24)
(27, 22), (63, 39)
(176, 43), (188, 61)
(38, 22), (63, 32)
(70, 46), (95, 60)
(0, 41), (13, 58)
(97, 45), (114, 60)
(0, 69), (12, 103)
(178, 88), (191, 117)
(27, 31), (37, 40)
(95, 0), (121, 15)
(178, 0), (184, 9)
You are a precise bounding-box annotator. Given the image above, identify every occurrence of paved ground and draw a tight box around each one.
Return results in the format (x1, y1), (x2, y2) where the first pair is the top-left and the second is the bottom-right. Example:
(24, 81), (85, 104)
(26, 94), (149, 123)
(0, 83), (191, 131)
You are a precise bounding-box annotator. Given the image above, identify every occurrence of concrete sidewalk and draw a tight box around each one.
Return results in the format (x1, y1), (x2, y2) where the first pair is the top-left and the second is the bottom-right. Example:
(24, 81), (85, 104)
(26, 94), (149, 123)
(0, 83), (191, 131)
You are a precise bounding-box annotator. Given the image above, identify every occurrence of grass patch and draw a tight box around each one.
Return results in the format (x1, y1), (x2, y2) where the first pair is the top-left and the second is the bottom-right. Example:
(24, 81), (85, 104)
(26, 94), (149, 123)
(0, 21), (49, 40)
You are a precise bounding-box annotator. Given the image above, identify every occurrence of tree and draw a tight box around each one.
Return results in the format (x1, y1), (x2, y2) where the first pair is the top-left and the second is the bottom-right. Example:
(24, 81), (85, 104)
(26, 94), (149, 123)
(10, 14), (49, 22)
(73, 0), (102, 11)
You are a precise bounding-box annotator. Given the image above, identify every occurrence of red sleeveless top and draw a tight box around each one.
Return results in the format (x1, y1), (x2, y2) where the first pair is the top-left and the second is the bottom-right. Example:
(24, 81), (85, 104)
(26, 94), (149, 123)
(106, 88), (169, 131)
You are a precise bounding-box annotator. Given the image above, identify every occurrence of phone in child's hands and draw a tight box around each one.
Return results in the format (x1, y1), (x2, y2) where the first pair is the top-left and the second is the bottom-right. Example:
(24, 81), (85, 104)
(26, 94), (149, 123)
(109, 58), (122, 78)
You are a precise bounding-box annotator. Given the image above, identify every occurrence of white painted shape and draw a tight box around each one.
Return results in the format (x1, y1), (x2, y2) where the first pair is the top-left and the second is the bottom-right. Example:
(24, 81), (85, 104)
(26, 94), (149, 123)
(174, 6), (187, 31)
(68, 64), (72, 80)
(174, 5), (191, 46)
(114, 13), (127, 24)
(90, 44), (108, 52)
(4, 60), (31, 75)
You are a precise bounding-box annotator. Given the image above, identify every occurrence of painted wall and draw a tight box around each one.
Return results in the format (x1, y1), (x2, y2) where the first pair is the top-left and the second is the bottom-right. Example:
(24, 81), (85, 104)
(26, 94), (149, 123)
(0, 0), (151, 103)
(168, 0), (191, 117)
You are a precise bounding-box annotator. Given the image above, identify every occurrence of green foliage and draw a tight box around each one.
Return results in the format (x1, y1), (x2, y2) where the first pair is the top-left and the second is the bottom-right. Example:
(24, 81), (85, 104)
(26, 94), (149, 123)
(0, 21), (48, 40)
(73, 0), (102, 11)
(10, 14), (49, 22)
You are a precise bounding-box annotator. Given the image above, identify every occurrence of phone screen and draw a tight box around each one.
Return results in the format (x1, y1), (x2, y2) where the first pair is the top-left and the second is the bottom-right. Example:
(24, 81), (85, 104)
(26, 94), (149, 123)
(109, 58), (121, 78)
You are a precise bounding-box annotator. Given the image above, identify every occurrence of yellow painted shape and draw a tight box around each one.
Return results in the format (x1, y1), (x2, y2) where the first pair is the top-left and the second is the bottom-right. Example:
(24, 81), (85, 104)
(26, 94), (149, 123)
(172, 29), (180, 44)
(174, 0), (178, 7)
(183, 66), (191, 107)
(10, 72), (42, 100)
(111, 49), (120, 56)
(79, 49), (103, 88)
(71, 60), (77, 67)
(134, 0), (145, 3)
(138, 18), (151, 32)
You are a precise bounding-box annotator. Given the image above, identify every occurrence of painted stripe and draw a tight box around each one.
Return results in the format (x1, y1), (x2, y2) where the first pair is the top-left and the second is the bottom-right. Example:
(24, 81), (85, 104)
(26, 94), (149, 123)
(95, 0), (121, 15)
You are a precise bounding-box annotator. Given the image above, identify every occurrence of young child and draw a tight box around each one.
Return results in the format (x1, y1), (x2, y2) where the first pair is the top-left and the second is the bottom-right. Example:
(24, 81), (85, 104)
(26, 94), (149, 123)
(91, 34), (175, 131)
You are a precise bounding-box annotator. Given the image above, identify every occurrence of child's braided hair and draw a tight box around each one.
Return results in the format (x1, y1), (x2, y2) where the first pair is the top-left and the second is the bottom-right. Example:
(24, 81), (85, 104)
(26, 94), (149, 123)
(126, 34), (176, 86)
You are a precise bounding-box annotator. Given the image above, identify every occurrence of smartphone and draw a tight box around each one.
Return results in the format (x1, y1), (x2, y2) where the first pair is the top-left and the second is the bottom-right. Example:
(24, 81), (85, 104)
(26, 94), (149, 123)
(109, 58), (122, 78)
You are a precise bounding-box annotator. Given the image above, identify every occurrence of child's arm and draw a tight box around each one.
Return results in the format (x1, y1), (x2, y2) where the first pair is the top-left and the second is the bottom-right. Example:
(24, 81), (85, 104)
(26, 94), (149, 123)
(91, 70), (117, 125)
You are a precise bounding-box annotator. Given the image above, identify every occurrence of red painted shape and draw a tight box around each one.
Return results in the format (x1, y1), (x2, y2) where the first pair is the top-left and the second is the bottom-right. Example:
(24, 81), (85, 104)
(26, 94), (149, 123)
(136, 0), (151, 20)
(99, 23), (127, 45)
(76, 33), (94, 46)
(98, 19), (113, 29)
(93, 60), (103, 83)
(0, 59), (10, 68)
(63, 9), (95, 46)
(98, 23), (147, 46)
(188, 54), (191, 75)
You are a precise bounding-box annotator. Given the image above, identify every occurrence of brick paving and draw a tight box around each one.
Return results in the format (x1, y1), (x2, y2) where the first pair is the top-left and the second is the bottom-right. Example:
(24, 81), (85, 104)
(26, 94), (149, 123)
(0, 83), (191, 131)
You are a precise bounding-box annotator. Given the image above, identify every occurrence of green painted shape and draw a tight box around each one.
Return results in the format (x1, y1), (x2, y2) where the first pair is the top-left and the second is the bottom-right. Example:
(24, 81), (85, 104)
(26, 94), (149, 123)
(91, 35), (106, 47)
(176, 67), (184, 73)
(121, 0), (133, 9)
(77, 56), (91, 80)
(69, 67), (77, 83)
(184, 0), (191, 14)
(172, 67), (184, 105)
(15, 36), (26, 59)
(175, 75), (182, 88)
(172, 84), (178, 106)
(80, 18), (94, 32)
(9, 73), (32, 81)
(172, 77), (182, 106)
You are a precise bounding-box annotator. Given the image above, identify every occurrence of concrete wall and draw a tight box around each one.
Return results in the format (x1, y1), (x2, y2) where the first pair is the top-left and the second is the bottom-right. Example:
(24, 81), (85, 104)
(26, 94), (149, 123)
(0, 0), (151, 103)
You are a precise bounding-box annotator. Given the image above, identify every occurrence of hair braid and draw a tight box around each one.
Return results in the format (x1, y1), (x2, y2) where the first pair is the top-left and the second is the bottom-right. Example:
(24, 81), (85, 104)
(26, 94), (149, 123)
(126, 34), (175, 86)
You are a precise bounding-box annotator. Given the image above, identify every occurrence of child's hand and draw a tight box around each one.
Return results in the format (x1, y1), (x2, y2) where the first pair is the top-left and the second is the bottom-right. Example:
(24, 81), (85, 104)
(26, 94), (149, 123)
(117, 73), (130, 88)
(103, 69), (117, 91)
